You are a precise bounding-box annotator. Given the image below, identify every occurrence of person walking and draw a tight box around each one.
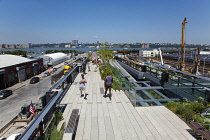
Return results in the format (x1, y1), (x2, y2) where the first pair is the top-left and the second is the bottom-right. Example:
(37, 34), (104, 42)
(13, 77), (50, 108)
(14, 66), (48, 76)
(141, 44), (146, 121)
(79, 74), (87, 99)
(87, 61), (91, 72)
(103, 72), (113, 100)
(82, 61), (87, 74)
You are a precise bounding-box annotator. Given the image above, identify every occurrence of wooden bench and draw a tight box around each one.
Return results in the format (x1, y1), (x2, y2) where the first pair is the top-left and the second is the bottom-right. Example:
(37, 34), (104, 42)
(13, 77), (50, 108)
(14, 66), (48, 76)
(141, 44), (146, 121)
(63, 109), (79, 140)
(189, 121), (210, 140)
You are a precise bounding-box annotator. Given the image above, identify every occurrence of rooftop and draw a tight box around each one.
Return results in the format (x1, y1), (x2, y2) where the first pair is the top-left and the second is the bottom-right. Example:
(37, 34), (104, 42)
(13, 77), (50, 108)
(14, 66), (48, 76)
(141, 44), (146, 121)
(0, 54), (32, 68)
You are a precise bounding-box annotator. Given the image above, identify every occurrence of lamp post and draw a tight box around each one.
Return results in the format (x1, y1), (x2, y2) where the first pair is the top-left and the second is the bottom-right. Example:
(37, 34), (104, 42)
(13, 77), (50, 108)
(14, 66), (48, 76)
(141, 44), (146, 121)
(203, 57), (207, 74)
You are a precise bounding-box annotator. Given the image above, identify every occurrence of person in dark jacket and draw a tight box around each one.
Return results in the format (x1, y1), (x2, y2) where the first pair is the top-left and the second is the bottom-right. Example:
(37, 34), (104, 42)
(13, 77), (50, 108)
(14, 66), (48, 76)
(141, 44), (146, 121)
(82, 61), (87, 74)
(104, 73), (113, 100)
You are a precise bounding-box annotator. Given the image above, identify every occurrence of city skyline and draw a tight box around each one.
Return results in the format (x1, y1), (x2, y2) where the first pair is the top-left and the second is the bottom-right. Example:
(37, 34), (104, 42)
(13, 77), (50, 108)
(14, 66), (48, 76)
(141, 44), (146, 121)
(0, 0), (209, 44)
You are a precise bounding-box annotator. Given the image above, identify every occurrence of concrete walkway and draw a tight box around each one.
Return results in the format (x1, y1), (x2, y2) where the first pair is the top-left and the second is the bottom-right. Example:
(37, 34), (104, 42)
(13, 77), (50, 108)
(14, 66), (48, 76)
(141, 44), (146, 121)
(61, 63), (195, 140)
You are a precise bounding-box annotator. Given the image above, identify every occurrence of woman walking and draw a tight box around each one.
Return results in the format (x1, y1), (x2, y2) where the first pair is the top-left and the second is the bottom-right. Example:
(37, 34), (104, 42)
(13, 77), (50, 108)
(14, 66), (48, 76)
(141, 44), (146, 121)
(79, 74), (87, 99)
(103, 73), (113, 101)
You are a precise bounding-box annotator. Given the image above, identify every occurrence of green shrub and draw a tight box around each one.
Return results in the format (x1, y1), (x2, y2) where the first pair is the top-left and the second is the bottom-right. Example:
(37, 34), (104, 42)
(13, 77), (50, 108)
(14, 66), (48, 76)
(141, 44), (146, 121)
(197, 97), (204, 103)
(45, 110), (64, 140)
(182, 110), (194, 122)
(203, 120), (210, 130)
(99, 63), (122, 91)
(194, 115), (205, 124)
(190, 101), (205, 113)
(176, 104), (186, 116)
(182, 98), (189, 103)
(166, 101), (179, 112)
(48, 125), (64, 140)
(203, 101), (209, 107)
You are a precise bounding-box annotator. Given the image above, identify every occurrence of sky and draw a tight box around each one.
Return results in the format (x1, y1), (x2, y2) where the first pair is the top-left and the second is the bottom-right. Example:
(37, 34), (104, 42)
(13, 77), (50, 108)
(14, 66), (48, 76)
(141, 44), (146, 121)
(0, 0), (209, 44)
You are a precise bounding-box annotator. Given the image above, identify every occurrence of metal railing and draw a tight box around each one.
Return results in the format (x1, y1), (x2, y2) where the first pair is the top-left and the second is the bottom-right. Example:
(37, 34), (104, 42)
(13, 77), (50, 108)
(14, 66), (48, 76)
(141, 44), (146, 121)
(18, 65), (80, 140)
(116, 57), (210, 102)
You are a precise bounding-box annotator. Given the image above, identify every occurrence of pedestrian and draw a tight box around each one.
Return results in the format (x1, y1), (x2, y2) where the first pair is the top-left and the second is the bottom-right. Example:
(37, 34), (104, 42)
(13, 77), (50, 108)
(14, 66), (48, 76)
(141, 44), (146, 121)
(79, 74), (87, 99)
(82, 61), (87, 74)
(103, 72), (113, 100)
(87, 61), (91, 72)
(94, 63), (97, 72)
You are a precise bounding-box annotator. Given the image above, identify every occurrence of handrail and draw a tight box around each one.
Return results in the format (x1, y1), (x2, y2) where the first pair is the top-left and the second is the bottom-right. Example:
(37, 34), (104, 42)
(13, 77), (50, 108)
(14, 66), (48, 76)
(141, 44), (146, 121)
(118, 56), (210, 81)
(18, 65), (80, 140)
(19, 90), (63, 140)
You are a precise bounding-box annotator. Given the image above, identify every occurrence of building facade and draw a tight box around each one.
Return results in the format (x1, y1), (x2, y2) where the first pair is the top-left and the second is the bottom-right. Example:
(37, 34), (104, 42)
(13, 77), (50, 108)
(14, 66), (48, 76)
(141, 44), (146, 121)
(71, 40), (78, 45)
(0, 55), (44, 89)
(65, 44), (71, 48)
(139, 49), (159, 57)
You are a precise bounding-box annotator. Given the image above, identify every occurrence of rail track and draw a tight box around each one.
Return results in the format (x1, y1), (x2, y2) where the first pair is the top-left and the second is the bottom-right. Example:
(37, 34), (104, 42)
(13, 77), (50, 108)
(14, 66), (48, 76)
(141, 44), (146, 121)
(155, 57), (210, 76)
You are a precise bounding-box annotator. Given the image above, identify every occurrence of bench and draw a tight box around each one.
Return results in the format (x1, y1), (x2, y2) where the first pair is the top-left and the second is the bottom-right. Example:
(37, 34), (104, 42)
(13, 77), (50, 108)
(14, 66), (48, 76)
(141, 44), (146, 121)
(63, 109), (79, 140)
(189, 121), (210, 140)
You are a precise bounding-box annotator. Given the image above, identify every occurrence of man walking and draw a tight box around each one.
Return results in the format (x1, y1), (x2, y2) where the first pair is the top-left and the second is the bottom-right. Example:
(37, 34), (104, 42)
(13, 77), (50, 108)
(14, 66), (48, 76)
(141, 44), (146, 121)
(82, 61), (87, 74)
(104, 73), (113, 101)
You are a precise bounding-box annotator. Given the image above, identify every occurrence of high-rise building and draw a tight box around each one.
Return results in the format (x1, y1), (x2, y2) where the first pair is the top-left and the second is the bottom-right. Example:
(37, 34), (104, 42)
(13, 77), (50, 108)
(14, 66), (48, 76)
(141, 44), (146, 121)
(72, 40), (78, 45)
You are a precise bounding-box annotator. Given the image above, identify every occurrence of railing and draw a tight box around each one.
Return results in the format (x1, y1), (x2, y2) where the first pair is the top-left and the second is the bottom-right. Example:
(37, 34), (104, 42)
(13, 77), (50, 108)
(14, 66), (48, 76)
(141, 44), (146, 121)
(116, 56), (210, 102)
(18, 65), (80, 140)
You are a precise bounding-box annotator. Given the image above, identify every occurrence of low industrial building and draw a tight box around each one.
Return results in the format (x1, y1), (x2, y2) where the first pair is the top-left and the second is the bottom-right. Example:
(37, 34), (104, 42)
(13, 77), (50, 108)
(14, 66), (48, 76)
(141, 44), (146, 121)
(139, 49), (159, 57)
(0, 54), (44, 90)
(39, 53), (67, 69)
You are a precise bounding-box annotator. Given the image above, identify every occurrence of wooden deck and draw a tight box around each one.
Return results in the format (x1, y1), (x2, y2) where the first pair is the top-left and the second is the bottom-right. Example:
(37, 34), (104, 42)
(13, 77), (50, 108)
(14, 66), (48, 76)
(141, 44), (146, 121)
(61, 64), (195, 140)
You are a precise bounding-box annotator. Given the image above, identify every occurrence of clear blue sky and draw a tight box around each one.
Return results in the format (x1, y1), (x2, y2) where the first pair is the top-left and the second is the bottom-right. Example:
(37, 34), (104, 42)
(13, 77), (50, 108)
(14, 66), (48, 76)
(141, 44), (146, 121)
(0, 0), (209, 44)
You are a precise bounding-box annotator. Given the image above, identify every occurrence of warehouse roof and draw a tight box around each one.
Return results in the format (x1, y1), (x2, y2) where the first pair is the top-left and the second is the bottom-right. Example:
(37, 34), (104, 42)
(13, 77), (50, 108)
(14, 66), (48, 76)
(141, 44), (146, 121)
(0, 54), (32, 68)
(44, 53), (67, 59)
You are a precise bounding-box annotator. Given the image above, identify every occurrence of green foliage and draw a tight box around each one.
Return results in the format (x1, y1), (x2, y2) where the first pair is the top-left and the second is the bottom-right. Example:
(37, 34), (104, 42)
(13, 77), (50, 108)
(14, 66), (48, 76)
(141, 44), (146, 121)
(97, 49), (114, 63)
(182, 98), (189, 103)
(45, 110), (64, 140)
(176, 104), (186, 115)
(87, 51), (92, 58)
(99, 63), (122, 91)
(190, 101), (205, 113)
(194, 115), (205, 123)
(166, 101), (179, 112)
(203, 120), (210, 130)
(98, 48), (124, 91)
(3, 50), (27, 56)
(147, 90), (163, 99)
(48, 125), (64, 140)
(182, 110), (194, 122)
(197, 97), (204, 103)
(167, 100), (210, 130)
(54, 110), (63, 126)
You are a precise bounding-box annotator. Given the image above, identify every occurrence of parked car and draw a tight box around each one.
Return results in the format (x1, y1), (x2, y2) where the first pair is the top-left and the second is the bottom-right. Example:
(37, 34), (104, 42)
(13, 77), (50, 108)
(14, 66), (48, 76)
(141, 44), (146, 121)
(64, 61), (68, 65)
(53, 68), (57, 72)
(30, 77), (40, 84)
(43, 72), (51, 77)
(0, 90), (13, 99)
